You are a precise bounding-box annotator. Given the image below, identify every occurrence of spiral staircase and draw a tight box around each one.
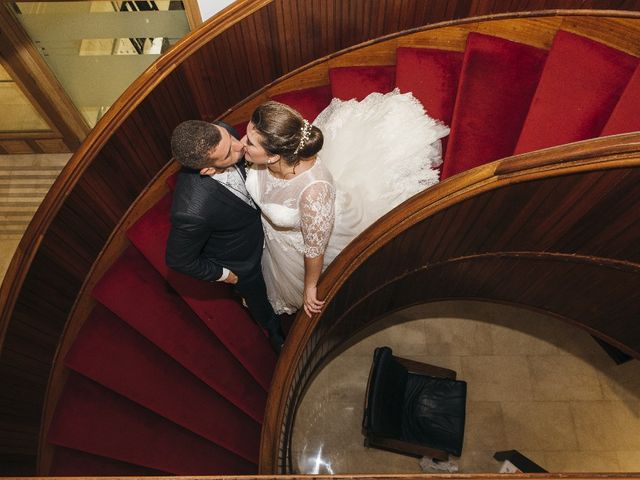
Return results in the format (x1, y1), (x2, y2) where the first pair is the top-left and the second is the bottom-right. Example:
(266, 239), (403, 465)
(1, 2), (640, 477)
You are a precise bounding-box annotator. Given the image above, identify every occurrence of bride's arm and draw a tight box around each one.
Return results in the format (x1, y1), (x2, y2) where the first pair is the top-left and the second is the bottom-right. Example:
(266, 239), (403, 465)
(299, 181), (336, 316)
(303, 255), (325, 316)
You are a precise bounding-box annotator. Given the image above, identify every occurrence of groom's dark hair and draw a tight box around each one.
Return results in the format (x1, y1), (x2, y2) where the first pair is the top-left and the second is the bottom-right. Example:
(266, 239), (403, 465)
(171, 120), (222, 169)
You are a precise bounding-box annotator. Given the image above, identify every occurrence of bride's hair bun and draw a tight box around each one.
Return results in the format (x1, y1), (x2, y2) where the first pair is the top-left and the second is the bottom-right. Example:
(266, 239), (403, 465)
(296, 123), (323, 159)
(251, 101), (323, 165)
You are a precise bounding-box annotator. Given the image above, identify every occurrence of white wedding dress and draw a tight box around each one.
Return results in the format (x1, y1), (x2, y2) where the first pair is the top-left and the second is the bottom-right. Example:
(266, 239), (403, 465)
(245, 89), (449, 314)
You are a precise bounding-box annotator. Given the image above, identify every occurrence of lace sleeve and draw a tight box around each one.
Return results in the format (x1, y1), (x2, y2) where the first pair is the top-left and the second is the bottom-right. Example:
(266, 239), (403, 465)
(299, 181), (336, 258)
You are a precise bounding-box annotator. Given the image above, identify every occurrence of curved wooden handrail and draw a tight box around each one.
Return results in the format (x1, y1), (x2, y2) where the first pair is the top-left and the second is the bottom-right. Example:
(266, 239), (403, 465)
(1, 0), (640, 473)
(8, 474), (640, 480)
(260, 133), (640, 472)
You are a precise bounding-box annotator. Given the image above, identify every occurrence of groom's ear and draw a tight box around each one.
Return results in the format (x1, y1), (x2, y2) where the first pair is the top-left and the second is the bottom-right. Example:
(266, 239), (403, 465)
(200, 166), (214, 175)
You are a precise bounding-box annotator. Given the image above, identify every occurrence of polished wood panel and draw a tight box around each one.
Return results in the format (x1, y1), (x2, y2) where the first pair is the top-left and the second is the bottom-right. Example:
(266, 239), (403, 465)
(1, 1), (640, 474)
(6, 475), (640, 480)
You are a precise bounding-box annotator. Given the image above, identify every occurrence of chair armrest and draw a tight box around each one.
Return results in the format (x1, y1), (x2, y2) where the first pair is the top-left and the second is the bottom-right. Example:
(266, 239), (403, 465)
(362, 352), (380, 430)
(393, 355), (456, 379)
(366, 434), (449, 461)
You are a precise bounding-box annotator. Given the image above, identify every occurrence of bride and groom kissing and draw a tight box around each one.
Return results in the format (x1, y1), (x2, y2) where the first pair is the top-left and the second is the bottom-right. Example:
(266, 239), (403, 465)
(165, 91), (449, 354)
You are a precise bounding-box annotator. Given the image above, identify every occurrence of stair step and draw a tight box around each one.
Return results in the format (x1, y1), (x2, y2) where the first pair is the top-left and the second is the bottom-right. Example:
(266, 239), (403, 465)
(601, 63), (640, 136)
(442, 33), (547, 179)
(51, 447), (169, 476)
(127, 194), (276, 390)
(0, 179), (57, 188)
(0, 226), (27, 233)
(0, 188), (49, 195)
(0, 199), (42, 206)
(0, 153), (70, 168)
(395, 47), (464, 161)
(92, 245), (268, 423)
(166, 173), (178, 190)
(66, 304), (261, 463)
(270, 85), (332, 122)
(515, 30), (638, 154)
(48, 373), (256, 475)
(0, 204), (38, 212)
(0, 165), (63, 171)
(329, 65), (396, 101)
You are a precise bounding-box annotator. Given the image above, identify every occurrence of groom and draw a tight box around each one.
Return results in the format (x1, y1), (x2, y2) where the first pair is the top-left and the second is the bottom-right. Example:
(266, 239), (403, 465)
(165, 120), (284, 353)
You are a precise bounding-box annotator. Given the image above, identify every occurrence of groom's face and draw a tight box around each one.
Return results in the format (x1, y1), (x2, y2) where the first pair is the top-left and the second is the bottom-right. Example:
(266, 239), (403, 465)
(206, 125), (245, 171)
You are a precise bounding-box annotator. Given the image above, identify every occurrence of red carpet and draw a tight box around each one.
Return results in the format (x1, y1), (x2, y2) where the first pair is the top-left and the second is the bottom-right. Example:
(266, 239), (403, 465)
(271, 85), (332, 121)
(442, 33), (547, 178)
(395, 47), (464, 128)
(50, 447), (168, 476)
(93, 246), (267, 423)
(515, 30), (638, 154)
(66, 304), (261, 463)
(602, 63), (640, 136)
(128, 194), (277, 391)
(48, 373), (256, 475)
(395, 47), (464, 160)
(330, 65), (396, 100)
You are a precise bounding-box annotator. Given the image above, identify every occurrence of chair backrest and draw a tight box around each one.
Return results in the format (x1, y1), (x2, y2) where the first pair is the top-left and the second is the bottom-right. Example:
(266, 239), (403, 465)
(363, 347), (408, 437)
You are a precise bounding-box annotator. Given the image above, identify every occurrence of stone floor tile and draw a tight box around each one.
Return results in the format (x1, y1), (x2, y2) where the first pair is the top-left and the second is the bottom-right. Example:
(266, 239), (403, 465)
(571, 400), (640, 451)
(322, 353), (370, 403)
(544, 451), (620, 472)
(529, 355), (603, 401)
(463, 401), (509, 452)
(461, 356), (533, 401)
(501, 401), (578, 451)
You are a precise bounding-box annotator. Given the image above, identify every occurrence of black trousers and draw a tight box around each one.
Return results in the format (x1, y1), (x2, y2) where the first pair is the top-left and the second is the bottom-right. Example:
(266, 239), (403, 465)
(234, 269), (278, 332)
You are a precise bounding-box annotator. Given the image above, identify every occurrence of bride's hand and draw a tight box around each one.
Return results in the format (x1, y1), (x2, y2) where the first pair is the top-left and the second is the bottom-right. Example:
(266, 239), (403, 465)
(303, 285), (325, 317)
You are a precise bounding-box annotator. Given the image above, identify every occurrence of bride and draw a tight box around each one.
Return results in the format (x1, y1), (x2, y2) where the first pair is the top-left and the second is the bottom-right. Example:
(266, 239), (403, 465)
(243, 89), (448, 316)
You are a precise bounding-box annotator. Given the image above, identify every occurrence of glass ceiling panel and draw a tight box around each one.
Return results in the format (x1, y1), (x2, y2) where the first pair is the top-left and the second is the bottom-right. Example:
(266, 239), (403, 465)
(0, 63), (50, 132)
(14, 1), (189, 127)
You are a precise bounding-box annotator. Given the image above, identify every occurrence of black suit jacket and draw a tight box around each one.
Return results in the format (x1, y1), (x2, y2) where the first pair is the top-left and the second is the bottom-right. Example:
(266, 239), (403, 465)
(165, 126), (264, 284)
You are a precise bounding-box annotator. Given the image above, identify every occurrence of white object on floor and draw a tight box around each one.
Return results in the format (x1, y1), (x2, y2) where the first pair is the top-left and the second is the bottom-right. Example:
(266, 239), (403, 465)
(420, 456), (459, 473)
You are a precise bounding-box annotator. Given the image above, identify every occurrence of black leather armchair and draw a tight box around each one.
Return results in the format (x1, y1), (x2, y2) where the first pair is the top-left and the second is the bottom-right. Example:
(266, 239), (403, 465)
(362, 346), (467, 460)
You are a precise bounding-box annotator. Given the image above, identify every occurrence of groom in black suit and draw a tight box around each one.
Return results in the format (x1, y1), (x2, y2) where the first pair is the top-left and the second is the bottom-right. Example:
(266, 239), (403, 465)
(165, 120), (284, 352)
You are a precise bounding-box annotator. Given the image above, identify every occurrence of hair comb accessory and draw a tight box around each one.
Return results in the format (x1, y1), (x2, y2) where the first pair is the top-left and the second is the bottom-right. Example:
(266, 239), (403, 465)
(294, 119), (311, 155)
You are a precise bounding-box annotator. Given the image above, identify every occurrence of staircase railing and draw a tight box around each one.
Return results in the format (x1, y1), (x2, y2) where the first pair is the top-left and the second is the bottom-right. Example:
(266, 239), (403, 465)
(9, 475), (640, 480)
(1, 0), (639, 474)
(260, 133), (640, 472)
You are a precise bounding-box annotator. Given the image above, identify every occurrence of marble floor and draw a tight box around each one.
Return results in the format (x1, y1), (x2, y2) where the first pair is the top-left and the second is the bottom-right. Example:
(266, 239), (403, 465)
(292, 301), (640, 474)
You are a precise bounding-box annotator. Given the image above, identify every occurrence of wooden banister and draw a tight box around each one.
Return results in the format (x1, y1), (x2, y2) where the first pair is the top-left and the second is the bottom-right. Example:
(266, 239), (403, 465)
(7, 475), (640, 480)
(260, 134), (640, 472)
(1, 0), (640, 474)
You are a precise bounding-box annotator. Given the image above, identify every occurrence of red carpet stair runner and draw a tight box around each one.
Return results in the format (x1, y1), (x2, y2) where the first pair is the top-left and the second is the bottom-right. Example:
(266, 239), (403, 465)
(48, 29), (639, 475)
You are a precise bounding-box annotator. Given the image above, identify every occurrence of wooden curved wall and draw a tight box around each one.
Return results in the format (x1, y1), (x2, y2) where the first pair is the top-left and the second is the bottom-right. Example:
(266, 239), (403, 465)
(260, 136), (640, 472)
(1, 0), (640, 473)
